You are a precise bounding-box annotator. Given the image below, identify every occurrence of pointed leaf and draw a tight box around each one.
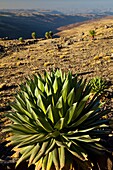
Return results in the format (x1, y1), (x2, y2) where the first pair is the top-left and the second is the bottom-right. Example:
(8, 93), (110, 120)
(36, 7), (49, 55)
(42, 154), (49, 170)
(29, 143), (41, 166)
(54, 118), (65, 130)
(37, 95), (46, 114)
(37, 117), (53, 132)
(67, 88), (75, 106)
(56, 96), (63, 109)
(16, 145), (34, 167)
(52, 148), (60, 170)
(53, 77), (58, 94)
(64, 103), (77, 125)
(46, 105), (54, 123)
(58, 146), (65, 169)
(72, 94), (90, 121)
(32, 141), (49, 164)
(38, 78), (45, 92)
(45, 139), (56, 155)
(70, 110), (94, 128)
(46, 152), (53, 170)
(61, 79), (69, 102)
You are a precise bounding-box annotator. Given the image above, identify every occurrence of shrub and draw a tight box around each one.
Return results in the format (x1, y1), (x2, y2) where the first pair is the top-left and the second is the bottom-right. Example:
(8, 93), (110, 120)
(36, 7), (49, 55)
(89, 76), (108, 94)
(89, 30), (96, 40)
(32, 32), (36, 39)
(45, 32), (50, 39)
(4, 70), (112, 170)
(49, 31), (53, 38)
(45, 31), (53, 39)
(19, 37), (23, 42)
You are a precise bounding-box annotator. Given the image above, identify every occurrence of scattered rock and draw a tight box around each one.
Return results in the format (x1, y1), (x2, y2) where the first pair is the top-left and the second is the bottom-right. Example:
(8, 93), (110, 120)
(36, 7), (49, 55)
(0, 37), (9, 40)
(105, 25), (109, 29)
(0, 45), (4, 53)
(78, 38), (84, 41)
(81, 32), (85, 36)
(65, 39), (73, 46)
(44, 61), (53, 67)
(55, 44), (62, 51)
(59, 55), (66, 59)
(93, 56), (100, 60)
(16, 61), (24, 66)
(103, 56), (111, 60)
(25, 39), (38, 45)
(0, 84), (17, 91)
(0, 83), (7, 91)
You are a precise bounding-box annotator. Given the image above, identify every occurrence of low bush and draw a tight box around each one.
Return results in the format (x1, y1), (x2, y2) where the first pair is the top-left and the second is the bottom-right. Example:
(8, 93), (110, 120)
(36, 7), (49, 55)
(32, 32), (36, 39)
(19, 37), (24, 42)
(45, 31), (53, 39)
(89, 30), (96, 40)
(89, 76), (108, 94)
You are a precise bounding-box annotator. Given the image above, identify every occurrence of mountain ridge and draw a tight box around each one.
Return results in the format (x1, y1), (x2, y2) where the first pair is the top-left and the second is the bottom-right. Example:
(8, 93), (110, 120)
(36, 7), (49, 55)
(0, 9), (106, 39)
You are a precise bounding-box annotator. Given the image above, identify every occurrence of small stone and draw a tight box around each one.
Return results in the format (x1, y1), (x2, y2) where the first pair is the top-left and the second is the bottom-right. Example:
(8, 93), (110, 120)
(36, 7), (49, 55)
(0, 83), (6, 90)
(93, 56), (100, 60)
(111, 53), (113, 58)
(103, 56), (111, 60)
(78, 38), (84, 41)
(44, 62), (51, 67)
(105, 25), (109, 29)
(60, 55), (65, 59)
(26, 55), (30, 59)
(65, 39), (73, 46)
(96, 60), (101, 64)
(16, 61), (24, 66)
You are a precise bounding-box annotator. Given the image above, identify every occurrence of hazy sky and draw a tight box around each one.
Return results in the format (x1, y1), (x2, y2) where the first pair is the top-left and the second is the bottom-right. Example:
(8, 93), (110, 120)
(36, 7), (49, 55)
(0, 0), (113, 10)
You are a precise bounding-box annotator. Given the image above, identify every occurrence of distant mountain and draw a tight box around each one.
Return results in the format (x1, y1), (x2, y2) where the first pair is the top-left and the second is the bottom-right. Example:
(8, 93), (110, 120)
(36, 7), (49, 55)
(0, 9), (101, 39)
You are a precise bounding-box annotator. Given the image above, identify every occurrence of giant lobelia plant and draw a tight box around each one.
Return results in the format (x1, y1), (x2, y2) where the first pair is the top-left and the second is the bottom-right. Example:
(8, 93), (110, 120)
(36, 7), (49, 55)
(4, 70), (113, 170)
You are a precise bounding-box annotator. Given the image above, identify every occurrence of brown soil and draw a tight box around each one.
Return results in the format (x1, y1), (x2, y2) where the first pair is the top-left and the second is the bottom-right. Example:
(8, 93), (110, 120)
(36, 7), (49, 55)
(0, 17), (113, 143)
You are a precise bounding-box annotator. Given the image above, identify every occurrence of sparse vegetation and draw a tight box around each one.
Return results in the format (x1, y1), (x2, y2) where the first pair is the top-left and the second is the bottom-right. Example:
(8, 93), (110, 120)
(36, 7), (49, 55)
(45, 31), (53, 39)
(89, 76), (108, 94)
(89, 30), (96, 40)
(19, 37), (24, 42)
(49, 31), (53, 38)
(4, 70), (113, 170)
(45, 31), (50, 39)
(31, 32), (36, 39)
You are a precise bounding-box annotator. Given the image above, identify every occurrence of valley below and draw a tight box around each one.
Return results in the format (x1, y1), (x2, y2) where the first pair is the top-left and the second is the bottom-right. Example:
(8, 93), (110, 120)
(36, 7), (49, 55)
(0, 9), (105, 39)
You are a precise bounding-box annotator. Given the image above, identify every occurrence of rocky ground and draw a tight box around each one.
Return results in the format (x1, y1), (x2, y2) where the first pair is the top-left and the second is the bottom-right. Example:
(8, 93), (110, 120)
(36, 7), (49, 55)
(0, 17), (113, 143)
